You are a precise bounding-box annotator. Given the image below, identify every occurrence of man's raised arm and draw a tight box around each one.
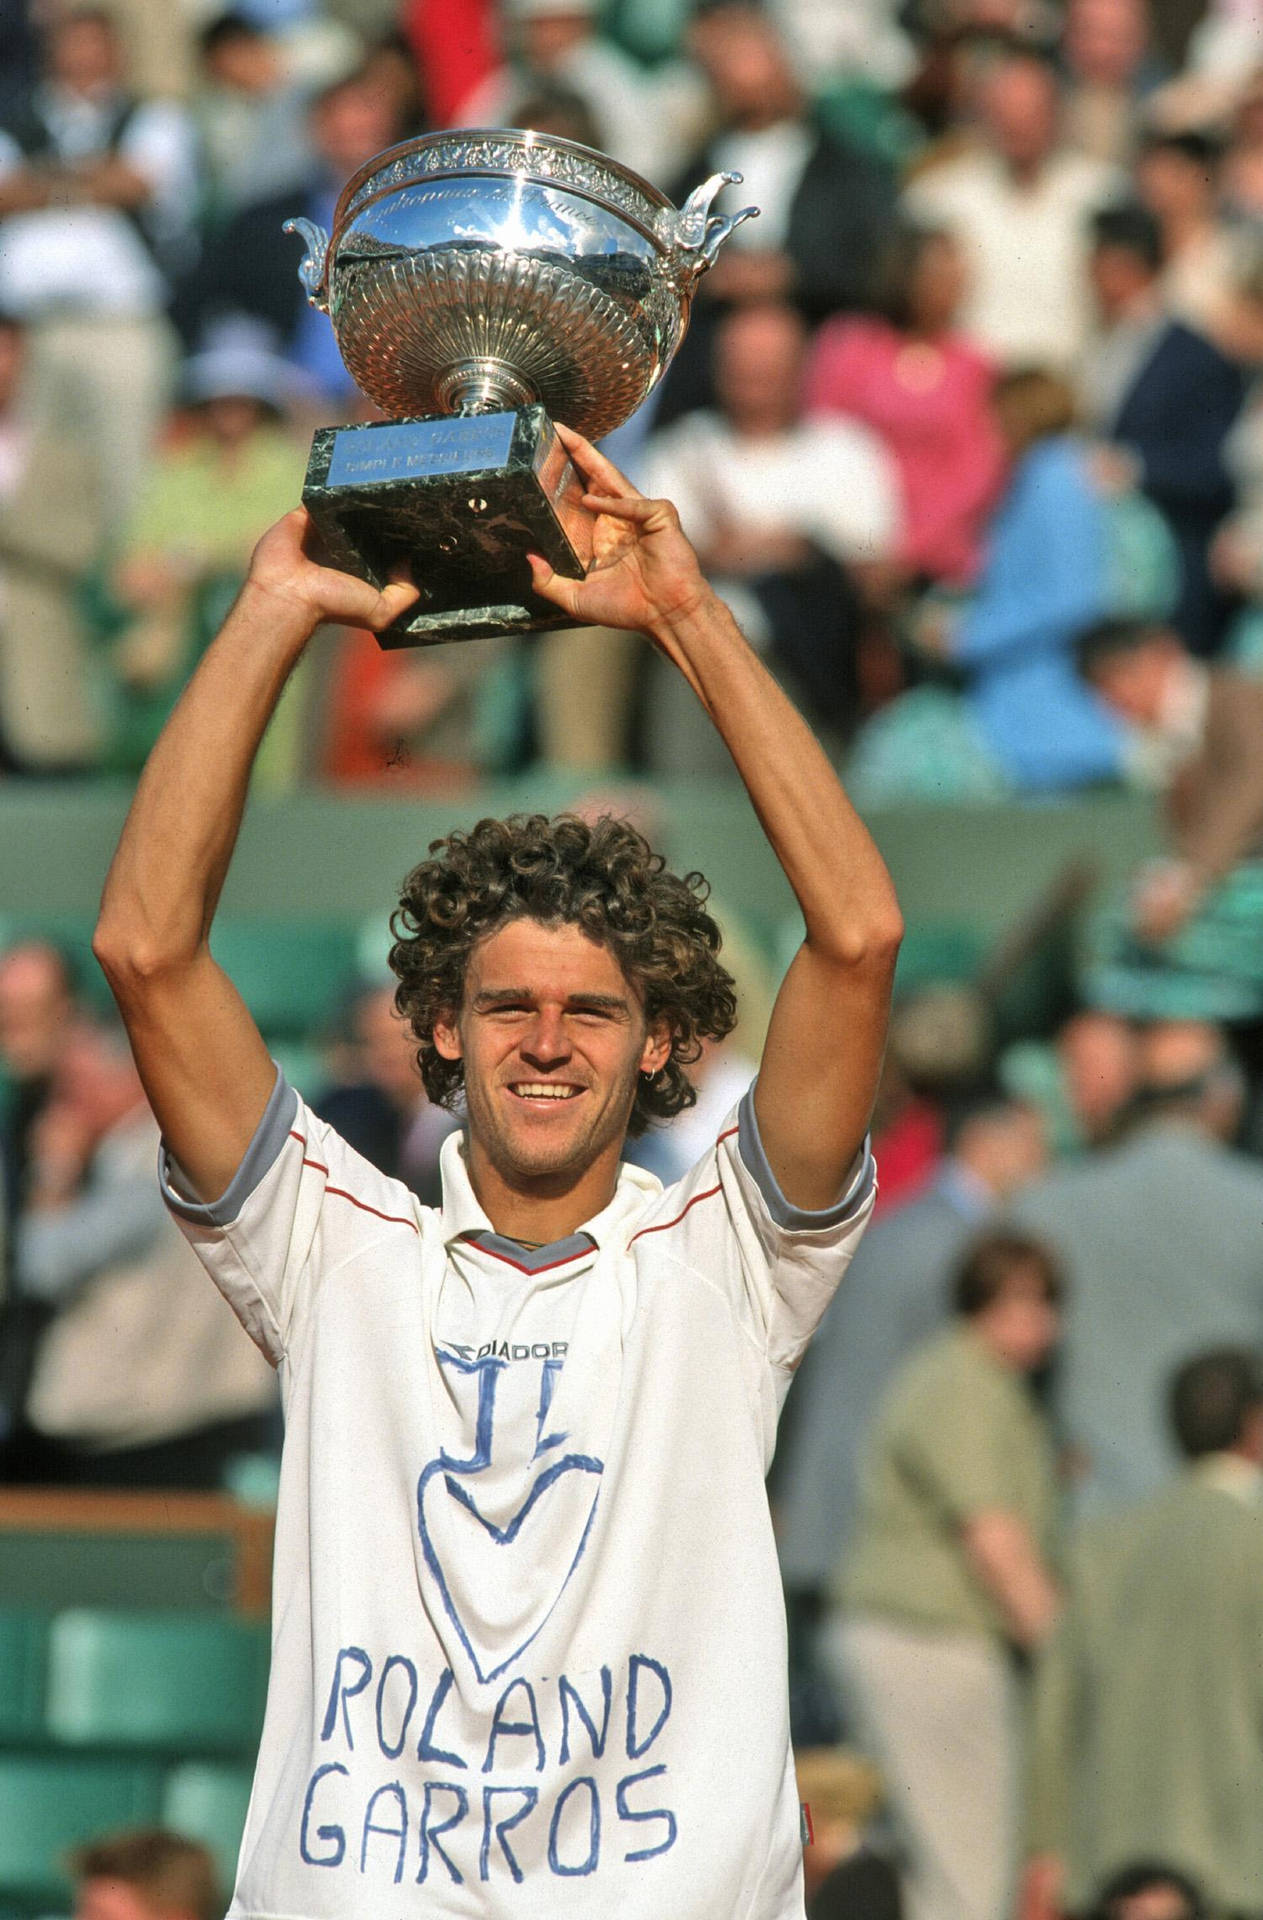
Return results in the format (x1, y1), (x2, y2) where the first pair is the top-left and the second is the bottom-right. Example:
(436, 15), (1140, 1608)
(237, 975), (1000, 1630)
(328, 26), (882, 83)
(93, 510), (418, 1203)
(532, 428), (902, 1210)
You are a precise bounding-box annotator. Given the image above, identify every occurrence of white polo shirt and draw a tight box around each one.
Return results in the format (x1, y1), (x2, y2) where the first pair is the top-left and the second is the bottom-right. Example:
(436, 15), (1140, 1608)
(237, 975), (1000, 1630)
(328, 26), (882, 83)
(163, 1072), (875, 1919)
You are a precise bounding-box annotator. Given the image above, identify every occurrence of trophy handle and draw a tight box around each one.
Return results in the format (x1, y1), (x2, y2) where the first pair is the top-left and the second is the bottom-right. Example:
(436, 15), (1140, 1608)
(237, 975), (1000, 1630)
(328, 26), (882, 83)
(283, 216), (331, 311)
(668, 172), (759, 281)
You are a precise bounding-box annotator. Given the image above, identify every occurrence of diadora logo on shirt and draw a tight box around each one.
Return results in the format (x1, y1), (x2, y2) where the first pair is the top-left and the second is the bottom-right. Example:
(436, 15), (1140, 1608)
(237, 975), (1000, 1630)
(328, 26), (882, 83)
(444, 1341), (570, 1364)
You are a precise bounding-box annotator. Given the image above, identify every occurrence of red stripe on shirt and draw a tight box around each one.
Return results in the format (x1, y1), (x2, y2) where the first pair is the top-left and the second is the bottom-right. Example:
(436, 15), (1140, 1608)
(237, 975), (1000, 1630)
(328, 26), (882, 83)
(629, 1182), (723, 1244)
(290, 1131), (418, 1233)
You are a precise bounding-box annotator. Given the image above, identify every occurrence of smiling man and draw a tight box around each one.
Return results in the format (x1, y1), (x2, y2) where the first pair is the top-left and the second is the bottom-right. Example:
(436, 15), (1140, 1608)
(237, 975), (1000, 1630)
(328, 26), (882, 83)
(93, 428), (901, 1919)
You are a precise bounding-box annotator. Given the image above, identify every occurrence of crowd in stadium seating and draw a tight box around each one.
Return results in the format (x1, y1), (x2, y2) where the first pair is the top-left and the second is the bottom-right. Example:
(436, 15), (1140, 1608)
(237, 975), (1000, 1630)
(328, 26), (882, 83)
(8, 0), (1263, 1915)
(4, 0), (1263, 792)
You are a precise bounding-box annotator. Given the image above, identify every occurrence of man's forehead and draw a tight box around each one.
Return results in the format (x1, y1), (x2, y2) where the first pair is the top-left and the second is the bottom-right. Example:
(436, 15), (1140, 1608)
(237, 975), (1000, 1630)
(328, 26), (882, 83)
(466, 918), (637, 999)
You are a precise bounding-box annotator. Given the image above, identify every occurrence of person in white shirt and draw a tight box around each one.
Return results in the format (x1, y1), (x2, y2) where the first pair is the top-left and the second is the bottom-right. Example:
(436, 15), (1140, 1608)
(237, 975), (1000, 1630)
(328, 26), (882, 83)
(905, 47), (1121, 370)
(644, 299), (901, 766)
(0, 7), (197, 520)
(92, 426), (902, 1918)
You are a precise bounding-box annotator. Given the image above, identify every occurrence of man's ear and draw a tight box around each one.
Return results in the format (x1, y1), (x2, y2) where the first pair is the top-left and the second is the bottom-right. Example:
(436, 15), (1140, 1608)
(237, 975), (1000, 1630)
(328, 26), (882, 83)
(639, 1019), (672, 1077)
(432, 1008), (463, 1063)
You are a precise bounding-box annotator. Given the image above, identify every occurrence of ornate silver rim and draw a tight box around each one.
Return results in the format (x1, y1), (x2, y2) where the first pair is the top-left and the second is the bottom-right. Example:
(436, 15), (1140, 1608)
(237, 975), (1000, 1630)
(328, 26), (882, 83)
(330, 129), (675, 257)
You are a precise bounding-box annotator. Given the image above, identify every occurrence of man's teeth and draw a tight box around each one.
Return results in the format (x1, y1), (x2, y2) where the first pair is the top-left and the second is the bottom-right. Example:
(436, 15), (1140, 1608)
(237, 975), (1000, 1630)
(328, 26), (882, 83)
(512, 1083), (580, 1100)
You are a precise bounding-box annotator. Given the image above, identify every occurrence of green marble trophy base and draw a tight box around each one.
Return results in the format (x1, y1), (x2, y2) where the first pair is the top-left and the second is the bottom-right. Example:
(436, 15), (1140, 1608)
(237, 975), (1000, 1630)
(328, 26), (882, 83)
(300, 405), (593, 647)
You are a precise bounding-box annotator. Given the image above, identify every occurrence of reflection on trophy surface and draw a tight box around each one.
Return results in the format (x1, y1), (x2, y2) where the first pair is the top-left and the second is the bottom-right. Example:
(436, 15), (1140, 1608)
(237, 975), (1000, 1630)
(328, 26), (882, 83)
(285, 129), (756, 646)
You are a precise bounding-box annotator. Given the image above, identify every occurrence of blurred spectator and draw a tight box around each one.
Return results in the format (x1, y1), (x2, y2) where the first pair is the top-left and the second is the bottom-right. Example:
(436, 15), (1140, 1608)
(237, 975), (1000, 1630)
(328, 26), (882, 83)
(1078, 618), (1263, 1013)
(1084, 202), (1246, 656)
(848, 369), (1174, 801)
(193, 11), (319, 226)
(1083, 1862), (1207, 1920)
(173, 65), (404, 399)
(400, 0), (498, 128)
(643, 299), (901, 769)
(1001, 1008), (1141, 1154)
(0, 939), (80, 1472)
(906, 47), (1121, 371)
(1024, 1349), (1263, 1920)
(16, 1019), (277, 1487)
(0, 6), (198, 521)
(1221, 68), (1263, 222)
(796, 1748), (903, 1920)
(1062, 0), (1160, 167)
(101, 319), (309, 782)
(1134, 128), (1242, 345)
(454, 0), (705, 184)
(805, 222), (1006, 590)
(657, 2), (897, 421)
(0, 307), (105, 773)
(1012, 1019), (1263, 1513)
(71, 1826), (220, 1920)
(826, 1231), (1064, 1920)
(311, 981), (457, 1204)
(865, 1050), (945, 1216)
(777, 1093), (1048, 1599)
(322, 623), (501, 788)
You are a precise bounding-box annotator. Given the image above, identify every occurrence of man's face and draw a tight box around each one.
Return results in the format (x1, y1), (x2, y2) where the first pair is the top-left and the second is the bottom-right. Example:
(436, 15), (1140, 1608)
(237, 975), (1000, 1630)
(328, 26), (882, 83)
(0, 946), (73, 1080)
(980, 60), (1059, 173)
(433, 919), (670, 1189)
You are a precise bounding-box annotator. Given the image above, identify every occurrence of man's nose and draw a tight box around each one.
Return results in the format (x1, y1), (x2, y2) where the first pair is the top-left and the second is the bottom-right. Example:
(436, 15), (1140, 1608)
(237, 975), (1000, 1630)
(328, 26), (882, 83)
(521, 1009), (570, 1066)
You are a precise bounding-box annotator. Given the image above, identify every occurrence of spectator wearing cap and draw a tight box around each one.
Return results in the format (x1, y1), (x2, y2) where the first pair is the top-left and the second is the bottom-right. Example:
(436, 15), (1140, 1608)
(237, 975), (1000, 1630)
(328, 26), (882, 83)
(0, 7), (198, 522)
(1083, 201), (1246, 656)
(1011, 1020), (1263, 1514)
(102, 319), (309, 780)
(1024, 1348), (1263, 1920)
(0, 307), (105, 773)
(905, 48), (1121, 371)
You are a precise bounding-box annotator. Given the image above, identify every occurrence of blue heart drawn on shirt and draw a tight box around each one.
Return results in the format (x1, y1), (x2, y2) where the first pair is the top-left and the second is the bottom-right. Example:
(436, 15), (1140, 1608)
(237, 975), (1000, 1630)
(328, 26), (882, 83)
(417, 1350), (603, 1685)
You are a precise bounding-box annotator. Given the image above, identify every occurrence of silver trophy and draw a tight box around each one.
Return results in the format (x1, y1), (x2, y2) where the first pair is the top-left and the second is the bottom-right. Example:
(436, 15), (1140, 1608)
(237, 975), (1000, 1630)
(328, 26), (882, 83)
(286, 129), (756, 644)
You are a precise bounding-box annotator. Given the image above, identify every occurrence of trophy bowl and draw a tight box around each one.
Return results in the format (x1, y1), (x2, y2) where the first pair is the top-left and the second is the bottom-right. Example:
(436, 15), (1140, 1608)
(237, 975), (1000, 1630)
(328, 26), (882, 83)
(286, 130), (756, 644)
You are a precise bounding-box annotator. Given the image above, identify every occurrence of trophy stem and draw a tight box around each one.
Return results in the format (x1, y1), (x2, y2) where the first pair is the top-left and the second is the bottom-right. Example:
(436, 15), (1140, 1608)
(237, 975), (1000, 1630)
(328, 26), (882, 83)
(436, 359), (538, 417)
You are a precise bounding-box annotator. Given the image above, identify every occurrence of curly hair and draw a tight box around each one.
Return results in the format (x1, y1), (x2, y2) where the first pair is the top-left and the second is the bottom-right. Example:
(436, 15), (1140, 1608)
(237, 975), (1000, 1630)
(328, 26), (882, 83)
(389, 813), (738, 1136)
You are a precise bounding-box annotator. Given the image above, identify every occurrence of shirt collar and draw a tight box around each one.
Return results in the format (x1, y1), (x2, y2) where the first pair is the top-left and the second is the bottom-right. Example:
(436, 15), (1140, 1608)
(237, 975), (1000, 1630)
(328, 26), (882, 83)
(437, 1128), (662, 1251)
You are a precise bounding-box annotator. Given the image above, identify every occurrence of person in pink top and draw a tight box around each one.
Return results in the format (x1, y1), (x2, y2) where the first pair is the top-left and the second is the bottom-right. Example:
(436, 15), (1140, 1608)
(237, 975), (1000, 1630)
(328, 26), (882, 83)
(804, 224), (1006, 588)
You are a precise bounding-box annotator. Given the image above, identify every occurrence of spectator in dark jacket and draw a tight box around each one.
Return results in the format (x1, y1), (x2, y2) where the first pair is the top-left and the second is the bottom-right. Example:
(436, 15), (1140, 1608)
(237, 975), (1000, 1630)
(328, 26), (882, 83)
(1082, 200), (1247, 655)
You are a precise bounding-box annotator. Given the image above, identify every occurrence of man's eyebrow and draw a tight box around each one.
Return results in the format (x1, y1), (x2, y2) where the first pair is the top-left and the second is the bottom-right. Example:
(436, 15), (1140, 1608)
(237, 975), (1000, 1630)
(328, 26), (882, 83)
(471, 987), (631, 1012)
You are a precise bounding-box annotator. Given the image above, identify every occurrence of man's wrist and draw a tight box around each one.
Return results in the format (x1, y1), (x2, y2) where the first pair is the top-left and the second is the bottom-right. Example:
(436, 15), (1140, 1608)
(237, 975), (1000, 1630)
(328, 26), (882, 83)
(646, 579), (743, 654)
(235, 574), (323, 655)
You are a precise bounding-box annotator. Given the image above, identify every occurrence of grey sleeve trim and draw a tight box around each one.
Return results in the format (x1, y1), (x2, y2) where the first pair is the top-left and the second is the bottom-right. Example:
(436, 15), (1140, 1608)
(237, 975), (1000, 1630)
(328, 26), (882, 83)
(735, 1084), (875, 1231)
(159, 1066), (299, 1227)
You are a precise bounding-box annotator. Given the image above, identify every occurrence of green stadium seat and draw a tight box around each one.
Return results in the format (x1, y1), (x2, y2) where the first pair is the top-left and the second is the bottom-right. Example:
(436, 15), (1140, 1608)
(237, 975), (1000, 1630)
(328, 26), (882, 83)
(46, 1612), (269, 1755)
(0, 1612), (47, 1743)
(161, 1763), (253, 1888)
(0, 1754), (163, 1910)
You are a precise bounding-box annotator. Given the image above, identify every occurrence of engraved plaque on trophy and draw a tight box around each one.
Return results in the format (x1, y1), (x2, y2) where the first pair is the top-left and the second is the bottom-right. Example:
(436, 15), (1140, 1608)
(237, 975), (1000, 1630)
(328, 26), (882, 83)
(285, 130), (756, 645)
